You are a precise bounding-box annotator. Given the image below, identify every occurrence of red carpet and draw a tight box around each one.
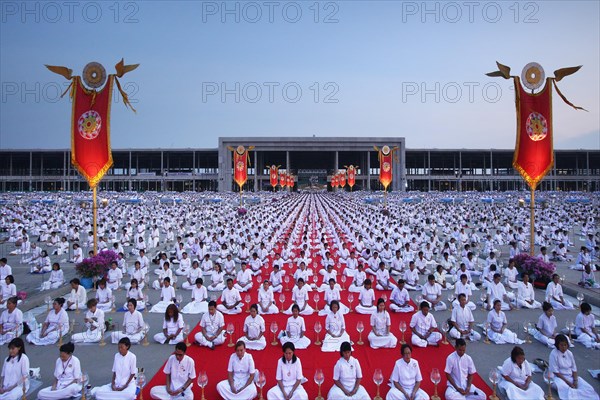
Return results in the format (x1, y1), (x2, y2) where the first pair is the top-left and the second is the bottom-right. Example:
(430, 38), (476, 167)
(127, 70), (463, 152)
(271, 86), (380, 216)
(140, 198), (493, 399)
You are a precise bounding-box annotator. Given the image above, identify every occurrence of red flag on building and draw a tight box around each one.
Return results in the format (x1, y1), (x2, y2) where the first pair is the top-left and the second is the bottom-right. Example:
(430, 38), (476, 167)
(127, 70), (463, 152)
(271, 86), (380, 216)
(339, 171), (346, 188)
(71, 76), (114, 188)
(269, 165), (279, 188)
(377, 145), (393, 190)
(347, 165), (356, 189)
(286, 174), (293, 188)
(279, 172), (287, 187)
(233, 146), (249, 188)
(331, 174), (338, 188)
(513, 78), (554, 189)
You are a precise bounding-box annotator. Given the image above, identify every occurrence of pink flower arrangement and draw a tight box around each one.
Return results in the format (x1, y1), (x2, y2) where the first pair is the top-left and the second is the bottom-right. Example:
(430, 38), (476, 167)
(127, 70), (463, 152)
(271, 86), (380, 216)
(513, 253), (556, 281)
(75, 250), (118, 278)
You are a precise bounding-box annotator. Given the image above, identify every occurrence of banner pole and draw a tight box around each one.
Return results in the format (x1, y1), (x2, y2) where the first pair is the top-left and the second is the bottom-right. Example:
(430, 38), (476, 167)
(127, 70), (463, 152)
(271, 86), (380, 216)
(529, 187), (535, 256)
(239, 185), (243, 207)
(92, 186), (98, 255)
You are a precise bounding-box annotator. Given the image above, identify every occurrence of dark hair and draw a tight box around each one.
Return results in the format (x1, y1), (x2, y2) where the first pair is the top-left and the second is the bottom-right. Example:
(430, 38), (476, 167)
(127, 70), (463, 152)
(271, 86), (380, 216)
(457, 293), (466, 300)
(510, 346), (525, 363)
(54, 297), (66, 306)
(377, 298), (385, 307)
(455, 338), (467, 348)
(128, 298), (138, 308)
(339, 341), (352, 356)
(400, 343), (412, 355)
(554, 334), (568, 349)
(493, 299), (501, 307)
(70, 278), (80, 285)
(5, 275), (14, 284)
(208, 300), (217, 308)
(427, 274), (435, 281)
(291, 304), (300, 312)
(250, 304), (258, 312)
(86, 298), (98, 308)
(581, 302), (592, 313)
(195, 278), (204, 285)
(165, 304), (179, 321)
(329, 300), (340, 311)
(175, 342), (187, 353)
(419, 301), (430, 310)
(235, 340), (246, 350)
(60, 342), (75, 354)
(109, 329), (124, 352)
(397, 279), (405, 284)
(542, 301), (552, 312)
(281, 342), (297, 363)
(7, 338), (26, 362)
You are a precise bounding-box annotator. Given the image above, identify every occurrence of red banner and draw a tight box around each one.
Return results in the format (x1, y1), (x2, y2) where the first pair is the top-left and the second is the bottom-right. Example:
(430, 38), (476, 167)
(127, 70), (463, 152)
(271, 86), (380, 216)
(269, 165), (279, 188)
(339, 171), (346, 188)
(233, 146), (248, 188)
(279, 173), (287, 187)
(286, 174), (293, 188)
(71, 76), (114, 188)
(513, 77), (553, 189)
(379, 147), (393, 189)
(331, 175), (338, 188)
(347, 166), (356, 188)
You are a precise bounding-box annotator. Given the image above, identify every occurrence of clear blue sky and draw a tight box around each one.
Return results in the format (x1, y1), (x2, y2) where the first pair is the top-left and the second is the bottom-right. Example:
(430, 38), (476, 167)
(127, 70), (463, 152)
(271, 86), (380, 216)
(1, 0), (598, 150)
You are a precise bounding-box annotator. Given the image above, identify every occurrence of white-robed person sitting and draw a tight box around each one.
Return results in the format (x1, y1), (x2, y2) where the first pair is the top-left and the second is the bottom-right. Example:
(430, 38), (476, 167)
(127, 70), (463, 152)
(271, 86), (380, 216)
(387, 343), (429, 400)
(322, 300), (351, 352)
(531, 302), (572, 349)
(368, 298), (398, 349)
(71, 298), (104, 344)
(216, 341), (258, 400)
(124, 279), (145, 311)
(452, 274), (476, 311)
(91, 337), (137, 400)
(181, 277), (208, 314)
(65, 278), (87, 311)
(327, 341), (369, 400)
(181, 261), (202, 290)
(239, 304), (266, 350)
(347, 264), (366, 293)
(258, 280), (279, 314)
(112, 299), (145, 344)
(153, 304), (184, 345)
(319, 278), (349, 316)
(150, 342), (196, 400)
(37, 342), (82, 400)
(95, 279), (113, 312)
(218, 278), (243, 315)
(444, 339), (486, 400)
(0, 338), (30, 400)
(486, 299), (524, 345)
(516, 273), (541, 309)
(574, 302), (600, 349)
(195, 300), (226, 349)
(285, 279), (313, 316)
(150, 277), (176, 314)
(279, 304), (311, 349)
(390, 280), (414, 313)
(410, 301), (442, 348)
(27, 297), (69, 346)
(355, 279), (376, 314)
(549, 334), (599, 400)
(449, 294), (481, 342)
(422, 274), (447, 311)
(545, 274), (574, 310)
(267, 342), (308, 400)
(0, 297), (22, 346)
(207, 264), (226, 292)
(41, 263), (64, 291)
(499, 346), (545, 400)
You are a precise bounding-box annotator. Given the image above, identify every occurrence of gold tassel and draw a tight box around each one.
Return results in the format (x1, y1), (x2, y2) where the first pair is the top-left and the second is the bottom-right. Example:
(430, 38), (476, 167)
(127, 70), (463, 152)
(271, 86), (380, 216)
(551, 79), (587, 111)
(60, 81), (74, 99)
(114, 77), (137, 113)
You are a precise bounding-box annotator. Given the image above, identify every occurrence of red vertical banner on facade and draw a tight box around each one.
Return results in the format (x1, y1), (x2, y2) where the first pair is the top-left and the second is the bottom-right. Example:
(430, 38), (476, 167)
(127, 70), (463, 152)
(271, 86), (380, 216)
(233, 146), (249, 188)
(339, 171), (346, 188)
(269, 165), (279, 188)
(279, 172), (286, 187)
(378, 145), (393, 190)
(513, 77), (554, 189)
(331, 175), (338, 188)
(286, 174), (292, 188)
(71, 76), (114, 188)
(347, 166), (356, 189)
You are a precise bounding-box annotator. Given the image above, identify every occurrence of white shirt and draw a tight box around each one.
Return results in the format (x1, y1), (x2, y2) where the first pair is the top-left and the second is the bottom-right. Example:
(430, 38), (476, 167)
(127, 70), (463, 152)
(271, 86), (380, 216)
(163, 315), (184, 335)
(160, 286), (176, 302)
(243, 314), (265, 339)
(444, 351), (477, 390)
(292, 286), (309, 308)
(391, 358), (422, 389)
(358, 287), (375, 307)
(451, 305), (474, 331)
(545, 282), (564, 302)
(536, 313), (556, 337)
(549, 349), (577, 377)
(370, 311), (391, 335)
(227, 352), (255, 388)
(123, 310), (144, 334)
(200, 311), (224, 336)
(45, 308), (69, 333)
(517, 281), (535, 302)
(191, 286), (207, 302)
(163, 354), (196, 391)
(286, 316), (306, 339)
(454, 281), (472, 299)
(258, 287), (275, 308)
(112, 351), (137, 388)
(422, 282), (442, 302)
(391, 286), (410, 306)
(84, 308), (104, 330)
(501, 358), (532, 386)
(52, 355), (81, 389)
(0, 308), (23, 332)
(333, 356), (362, 390)
(221, 287), (241, 307)
(326, 311), (346, 336)
(410, 311), (437, 336)
(276, 357), (304, 386)
(487, 282), (507, 302)
(487, 310), (507, 331)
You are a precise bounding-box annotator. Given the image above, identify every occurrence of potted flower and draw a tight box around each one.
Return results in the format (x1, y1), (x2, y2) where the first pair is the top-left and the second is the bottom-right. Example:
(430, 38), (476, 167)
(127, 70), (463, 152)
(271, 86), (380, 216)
(513, 253), (556, 289)
(75, 250), (118, 288)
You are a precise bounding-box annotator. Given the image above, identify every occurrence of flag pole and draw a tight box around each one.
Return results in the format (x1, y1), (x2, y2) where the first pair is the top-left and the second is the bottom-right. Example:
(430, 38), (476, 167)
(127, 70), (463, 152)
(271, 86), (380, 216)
(92, 186), (98, 255)
(529, 187), (535, 256)
(239, 185), (243, 207)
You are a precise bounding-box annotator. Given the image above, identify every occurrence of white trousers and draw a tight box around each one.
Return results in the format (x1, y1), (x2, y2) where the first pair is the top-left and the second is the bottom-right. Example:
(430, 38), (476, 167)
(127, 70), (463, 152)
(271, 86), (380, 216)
(327, 384), (370, 399)
(149, 385), (193, 400)
(411, 332), (442, 347)
(386, 385), (429, 400)
(37, 383), (83, 399)
(91, 382), (137, 400)
(267, 384), (308, 400)
(499, 380), (545, 400)
(554, 376), (599, 400)
(216, 379), (258, 400)
(444, 384), (486, 400)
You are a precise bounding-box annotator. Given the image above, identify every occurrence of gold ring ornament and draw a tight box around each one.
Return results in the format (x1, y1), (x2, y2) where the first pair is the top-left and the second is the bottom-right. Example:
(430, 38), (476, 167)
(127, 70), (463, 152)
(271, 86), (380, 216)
(521, 62), (545, 91)
(381, 145), (391, 155)
(236, 145), (246, 155)
(82, 62), (107, 89)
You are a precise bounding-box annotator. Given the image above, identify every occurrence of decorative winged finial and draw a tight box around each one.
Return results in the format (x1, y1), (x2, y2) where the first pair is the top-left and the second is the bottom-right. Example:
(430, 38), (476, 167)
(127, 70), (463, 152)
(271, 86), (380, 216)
(45, 65), (73, 80)
(485, 61), (511, 79)
(115, 58), (140, 78)
(553, 66), (582, 82)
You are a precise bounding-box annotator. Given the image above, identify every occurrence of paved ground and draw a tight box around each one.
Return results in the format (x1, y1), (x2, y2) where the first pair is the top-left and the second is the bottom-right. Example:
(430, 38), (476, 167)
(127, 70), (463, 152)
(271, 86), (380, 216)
(2, 216), (599, 399)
